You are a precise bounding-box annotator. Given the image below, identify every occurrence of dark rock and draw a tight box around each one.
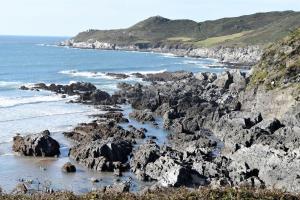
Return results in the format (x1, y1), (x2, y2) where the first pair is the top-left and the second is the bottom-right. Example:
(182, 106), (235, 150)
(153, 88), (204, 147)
(63, 121), (144, 142)
(69, 138), (133, 172)
(229, 69), (247, 93)
(131, 73), (146, 79)
(130, 141), (160, 180)
(252, 118), (284, 134)
(20, 82), (115, 105)
(145, 155), (207, 187)
(213, 71), (233, 90)
(20, 85), (29, 90)
(89, 89), (113, 105)
(127, 126), (146, 139)
(227, 144), (300, 191)
(62, 162), (76, 173)
(12, 130), (60, 157)
(143, 71), (193, 82)
(93, 112), (129, 123)
(129, 110), (155, 122)
(106, 73), (130, 79)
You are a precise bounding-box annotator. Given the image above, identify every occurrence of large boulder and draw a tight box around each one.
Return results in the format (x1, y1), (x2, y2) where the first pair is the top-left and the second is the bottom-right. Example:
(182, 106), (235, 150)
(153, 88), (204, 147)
(229, 69), (247, 93)
(130, 141), (160, 180)
(12, 130), (60, 157)
(89, 89), (112, 105)
(227, 144), (300, 192)
(251, 118), (284, 134)
(143, 71), (193, 82)
(213, 71), (233, 90)
(145, 155), (207, 187)
(69, 138), (132, 172)
(63, 121), (145, 143)
(62, 162), (76, 173)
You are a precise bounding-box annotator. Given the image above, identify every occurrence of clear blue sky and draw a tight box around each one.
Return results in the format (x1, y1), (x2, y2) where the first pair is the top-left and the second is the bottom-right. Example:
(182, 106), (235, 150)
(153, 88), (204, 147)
(0, 0), (299, 36)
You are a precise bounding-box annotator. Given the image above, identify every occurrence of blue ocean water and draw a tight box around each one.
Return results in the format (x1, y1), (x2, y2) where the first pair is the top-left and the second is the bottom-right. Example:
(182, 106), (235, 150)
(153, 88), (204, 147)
(0, 36), (226, 192)
(0, 36), (226, 141)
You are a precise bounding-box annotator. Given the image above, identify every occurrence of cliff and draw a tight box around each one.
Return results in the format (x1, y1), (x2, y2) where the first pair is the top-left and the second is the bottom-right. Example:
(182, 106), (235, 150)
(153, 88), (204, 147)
(240, 28), (300, 124)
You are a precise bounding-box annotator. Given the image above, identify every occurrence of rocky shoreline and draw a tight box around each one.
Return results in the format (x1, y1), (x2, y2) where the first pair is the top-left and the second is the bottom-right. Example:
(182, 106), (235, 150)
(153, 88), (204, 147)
(14, 66), (299, 194)
(59, 40), (263, 68)
(5, 29), (300, 195)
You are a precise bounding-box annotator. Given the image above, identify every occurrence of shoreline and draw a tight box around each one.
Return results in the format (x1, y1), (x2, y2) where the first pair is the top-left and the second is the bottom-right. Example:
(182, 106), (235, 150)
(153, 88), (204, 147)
(59, 40), (263, 69)
(2, 66), (300, 194)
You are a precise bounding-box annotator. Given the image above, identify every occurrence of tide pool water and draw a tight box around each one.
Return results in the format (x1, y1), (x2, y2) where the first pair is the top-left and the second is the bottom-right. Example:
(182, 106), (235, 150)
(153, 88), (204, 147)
(0, 36), (227, 192)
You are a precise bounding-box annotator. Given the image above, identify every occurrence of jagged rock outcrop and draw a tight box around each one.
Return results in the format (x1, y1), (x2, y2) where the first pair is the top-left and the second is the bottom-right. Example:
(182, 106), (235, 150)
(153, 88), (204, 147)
(12, 130), (60, 157)
(20, 82), (114, 105)
(63, 120), (145, 143)
(18, 28), (300, 192)
(129, 110), (155, 122)
(69, 138), (132, 172)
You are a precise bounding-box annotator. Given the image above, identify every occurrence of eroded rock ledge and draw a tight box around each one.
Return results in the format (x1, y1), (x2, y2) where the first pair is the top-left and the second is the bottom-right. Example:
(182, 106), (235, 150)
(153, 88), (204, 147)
(17, 64), (299, 192)
(113, 69), (299, 192)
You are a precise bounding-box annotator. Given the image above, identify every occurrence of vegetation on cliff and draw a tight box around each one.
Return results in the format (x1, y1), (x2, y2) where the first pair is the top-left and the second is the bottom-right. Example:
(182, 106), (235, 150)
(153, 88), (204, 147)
(250, 28), (300, 91)
(72, 11), (300, 48)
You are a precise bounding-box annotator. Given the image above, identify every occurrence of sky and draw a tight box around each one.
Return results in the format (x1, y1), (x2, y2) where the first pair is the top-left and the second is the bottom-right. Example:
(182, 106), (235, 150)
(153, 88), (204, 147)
(0, 0), (300, 36)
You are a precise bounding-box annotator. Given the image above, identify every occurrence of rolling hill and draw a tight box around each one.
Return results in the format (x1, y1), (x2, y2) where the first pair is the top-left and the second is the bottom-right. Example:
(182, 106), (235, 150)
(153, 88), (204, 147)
(71, 11), (300, 48)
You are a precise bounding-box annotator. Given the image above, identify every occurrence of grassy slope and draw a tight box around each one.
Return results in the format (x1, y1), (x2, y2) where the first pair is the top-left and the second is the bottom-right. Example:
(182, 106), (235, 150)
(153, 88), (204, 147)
(192, 31), (253, 47)
(72, 11), (300, 48)
(250, 28), (300, 91)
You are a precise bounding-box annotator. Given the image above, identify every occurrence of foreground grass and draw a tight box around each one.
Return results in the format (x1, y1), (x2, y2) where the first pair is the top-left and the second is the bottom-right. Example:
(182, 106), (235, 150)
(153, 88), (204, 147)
(1, 187), (299, 200)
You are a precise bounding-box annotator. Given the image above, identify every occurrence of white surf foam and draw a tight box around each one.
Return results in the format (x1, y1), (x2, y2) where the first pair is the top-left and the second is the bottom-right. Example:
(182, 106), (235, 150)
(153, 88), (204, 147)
(126, 69), (167, 75)
(0, 95), (75, 108)
(160, 53), (178, 58)
(36, 43), (59, 48)
(59, 70), (115, 80)
(60, 69), (168, 81)
(0, 81), (22, 89)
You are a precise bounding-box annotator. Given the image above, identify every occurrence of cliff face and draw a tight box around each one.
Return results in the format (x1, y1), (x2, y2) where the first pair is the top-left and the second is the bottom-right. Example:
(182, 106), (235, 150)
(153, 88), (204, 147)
(61, 39), (262, 66)
(240, 29), (300, 124)
(250, 28), (300, 88)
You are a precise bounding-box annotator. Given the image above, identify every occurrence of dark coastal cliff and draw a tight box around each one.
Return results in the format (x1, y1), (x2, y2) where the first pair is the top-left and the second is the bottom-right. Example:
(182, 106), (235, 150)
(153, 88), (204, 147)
(61, 11), (300, 66)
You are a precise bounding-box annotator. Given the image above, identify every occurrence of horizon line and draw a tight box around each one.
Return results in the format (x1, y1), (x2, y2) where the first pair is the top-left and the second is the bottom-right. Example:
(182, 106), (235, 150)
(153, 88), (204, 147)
(0, 34), (72, 38)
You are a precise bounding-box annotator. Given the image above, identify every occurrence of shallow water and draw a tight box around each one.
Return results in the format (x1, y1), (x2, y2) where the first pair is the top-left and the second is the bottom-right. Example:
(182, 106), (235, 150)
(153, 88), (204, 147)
(0, 36), (228, 193)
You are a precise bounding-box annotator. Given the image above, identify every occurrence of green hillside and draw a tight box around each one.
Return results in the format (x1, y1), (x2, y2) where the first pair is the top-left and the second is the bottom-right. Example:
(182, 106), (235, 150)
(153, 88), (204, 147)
(250, 28), (300, 90)
(72, 11), (300, 48)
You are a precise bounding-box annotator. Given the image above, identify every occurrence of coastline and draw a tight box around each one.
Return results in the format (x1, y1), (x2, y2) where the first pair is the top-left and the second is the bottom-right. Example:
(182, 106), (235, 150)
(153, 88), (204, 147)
(2, 29), (299, 195)
(8, 66), (300, 194)
(59, 40), (263, 69)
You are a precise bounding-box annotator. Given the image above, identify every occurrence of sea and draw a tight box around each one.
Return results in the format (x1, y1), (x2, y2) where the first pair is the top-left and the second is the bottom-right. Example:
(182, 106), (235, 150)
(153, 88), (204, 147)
(0, 36), (227, 193)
